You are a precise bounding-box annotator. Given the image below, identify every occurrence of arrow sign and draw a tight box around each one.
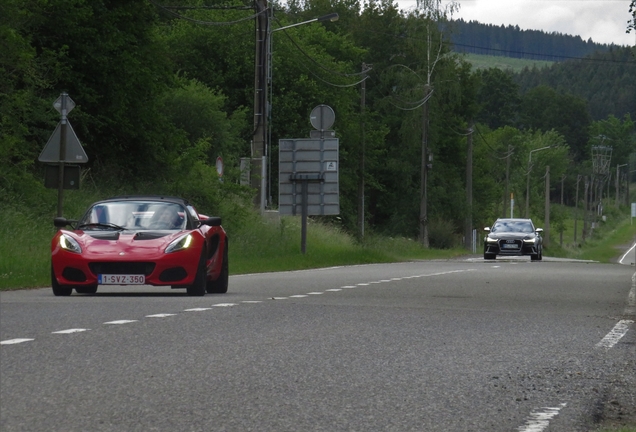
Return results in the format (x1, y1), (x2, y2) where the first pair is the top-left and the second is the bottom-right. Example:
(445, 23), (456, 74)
(38, 120), (88, 163)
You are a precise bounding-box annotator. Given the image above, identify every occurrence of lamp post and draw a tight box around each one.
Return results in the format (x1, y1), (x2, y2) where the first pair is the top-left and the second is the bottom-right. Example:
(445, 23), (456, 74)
(252, 9), (338, 214)
(525, 146), (553, 218)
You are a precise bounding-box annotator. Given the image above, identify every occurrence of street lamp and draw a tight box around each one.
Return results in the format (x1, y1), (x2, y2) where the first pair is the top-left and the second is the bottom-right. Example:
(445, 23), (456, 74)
(525, 145), (554, 218)
(266, 12), (339, 209)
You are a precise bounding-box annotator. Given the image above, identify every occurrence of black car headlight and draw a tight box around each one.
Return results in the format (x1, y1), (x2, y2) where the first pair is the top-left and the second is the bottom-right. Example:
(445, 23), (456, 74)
(165, 233), (193, 254)
(60, 234), (82, 254)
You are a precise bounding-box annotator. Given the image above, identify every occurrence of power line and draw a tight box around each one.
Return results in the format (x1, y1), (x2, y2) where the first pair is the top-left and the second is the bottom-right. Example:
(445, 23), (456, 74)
(149, 0), (262, 25)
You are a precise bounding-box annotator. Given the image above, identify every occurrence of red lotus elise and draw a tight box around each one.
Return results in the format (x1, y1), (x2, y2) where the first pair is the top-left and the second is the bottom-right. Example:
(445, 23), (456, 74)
(51, 196), (229, 296)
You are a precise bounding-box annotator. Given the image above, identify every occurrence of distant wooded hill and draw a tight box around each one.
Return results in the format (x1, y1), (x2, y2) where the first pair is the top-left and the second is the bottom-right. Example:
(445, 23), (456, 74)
(449, 19), (635, 121)
(514, 47), (635, 121)
(449, 18), (621, 61)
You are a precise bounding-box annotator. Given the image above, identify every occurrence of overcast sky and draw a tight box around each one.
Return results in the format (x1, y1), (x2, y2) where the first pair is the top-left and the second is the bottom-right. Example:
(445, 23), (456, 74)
(396, 0), (635, 47)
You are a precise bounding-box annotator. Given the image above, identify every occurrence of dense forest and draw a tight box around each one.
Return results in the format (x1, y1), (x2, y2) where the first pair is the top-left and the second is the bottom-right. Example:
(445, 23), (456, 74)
(449, 19), (621, 60)
(2, 0), (635, 247)
(514, 48), (636, 121)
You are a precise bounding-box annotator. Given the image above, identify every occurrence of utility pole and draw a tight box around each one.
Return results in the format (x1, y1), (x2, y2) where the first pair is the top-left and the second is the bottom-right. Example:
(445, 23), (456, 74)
(544, 165), (550, 247)
(574, 175), (581, 244)
(419, 84), (432, 248)
(465, 124), (473, 251)
(503, 145), (512, 218)
(358, 63), (367, 240)
(252, 0), (268, 213)
(560, 174), (565, 246)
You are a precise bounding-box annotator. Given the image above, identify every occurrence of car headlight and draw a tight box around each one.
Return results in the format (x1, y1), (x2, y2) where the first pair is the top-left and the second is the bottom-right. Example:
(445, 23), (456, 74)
(486, 236), (498, 243)
(60, 234), (82, 253)
(165, 234), (193, 254)
(523, 237), (536, 244)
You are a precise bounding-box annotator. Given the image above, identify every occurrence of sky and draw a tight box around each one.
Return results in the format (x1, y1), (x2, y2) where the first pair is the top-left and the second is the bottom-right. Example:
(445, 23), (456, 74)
(395, 0), (635, 47)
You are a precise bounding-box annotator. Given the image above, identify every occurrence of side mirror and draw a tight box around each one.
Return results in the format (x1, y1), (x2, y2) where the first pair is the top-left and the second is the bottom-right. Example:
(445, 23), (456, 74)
(54, 217), (75, 228)
(199, 217), (222, 227)
(484, 227), (491, 232)
(535, 228), (544, 233)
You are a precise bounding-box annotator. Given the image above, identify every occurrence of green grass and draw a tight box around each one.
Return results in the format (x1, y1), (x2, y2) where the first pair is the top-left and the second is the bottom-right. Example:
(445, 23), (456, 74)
(461, 52), (554, 72)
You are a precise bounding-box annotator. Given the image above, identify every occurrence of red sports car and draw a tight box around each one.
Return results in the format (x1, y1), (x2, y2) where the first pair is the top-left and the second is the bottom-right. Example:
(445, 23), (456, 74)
(51, 196), (229, 296)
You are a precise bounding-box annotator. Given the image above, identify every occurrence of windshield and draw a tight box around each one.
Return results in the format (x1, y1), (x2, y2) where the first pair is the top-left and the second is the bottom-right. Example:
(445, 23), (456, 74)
(79, 201), (186, 230)
(491, 220), (535, 234)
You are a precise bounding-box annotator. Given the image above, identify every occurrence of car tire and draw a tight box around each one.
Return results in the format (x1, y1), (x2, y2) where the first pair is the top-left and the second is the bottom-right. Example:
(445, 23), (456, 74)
(187, 250), (207, 296)
(206, 246), (229, 294)
(75, 285), (98, 294)
(484, 253), (496, 260)
(51, 266), (73, 296)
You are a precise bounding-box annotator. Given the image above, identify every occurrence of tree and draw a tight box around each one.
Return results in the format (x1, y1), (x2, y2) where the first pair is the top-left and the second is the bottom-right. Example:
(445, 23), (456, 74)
(519, 85), (591, 162)
(475, 68), (521, 129)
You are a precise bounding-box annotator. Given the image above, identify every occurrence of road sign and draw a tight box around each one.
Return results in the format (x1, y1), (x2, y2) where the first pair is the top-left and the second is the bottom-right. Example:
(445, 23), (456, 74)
(310, 104), (335, 131)
(278, 138), (339, 216)
(53, 94), (75, 114)
(38, 121), (88, 163)
(44, 165), (80, 190)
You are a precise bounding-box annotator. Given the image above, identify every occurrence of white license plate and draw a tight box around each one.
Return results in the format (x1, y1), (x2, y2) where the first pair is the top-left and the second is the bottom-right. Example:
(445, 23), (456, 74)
(98, 274), (145, 285)
(502, 243), (518, 249)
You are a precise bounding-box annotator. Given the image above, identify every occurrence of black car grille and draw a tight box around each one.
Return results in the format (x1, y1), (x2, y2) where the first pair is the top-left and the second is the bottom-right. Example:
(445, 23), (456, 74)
(89, 262), (155, 276)
(498, 239), (522, 251)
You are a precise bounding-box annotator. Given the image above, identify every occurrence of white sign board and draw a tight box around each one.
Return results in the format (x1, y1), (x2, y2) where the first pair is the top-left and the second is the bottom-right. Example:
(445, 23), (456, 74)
(278, 138), (339, 216)
(632, 202), (636, 217)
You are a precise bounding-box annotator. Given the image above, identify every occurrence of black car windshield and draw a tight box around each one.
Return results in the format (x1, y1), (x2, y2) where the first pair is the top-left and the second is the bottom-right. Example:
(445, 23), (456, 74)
(79, 201), (187, 231)
(491, 221), (534, 234)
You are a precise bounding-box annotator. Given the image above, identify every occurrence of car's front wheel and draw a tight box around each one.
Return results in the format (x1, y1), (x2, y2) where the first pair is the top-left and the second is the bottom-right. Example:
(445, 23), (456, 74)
(206, 246), (229, 294)
(51, 266), (73, 296)
(187, 250), (207, 296)
(484, 253), (496, 260)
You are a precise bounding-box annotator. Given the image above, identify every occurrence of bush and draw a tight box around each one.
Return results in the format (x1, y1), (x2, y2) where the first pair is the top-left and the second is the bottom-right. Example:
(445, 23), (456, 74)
(428, 217), (460, 249)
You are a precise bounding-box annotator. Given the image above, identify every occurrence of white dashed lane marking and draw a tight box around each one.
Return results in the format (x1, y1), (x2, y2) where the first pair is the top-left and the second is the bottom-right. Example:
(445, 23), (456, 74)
(0, 338), (34, 345)
(104, 320), (138, 325)
(146, 313), (176, 318)
(184, 307), (212, 311)
(52, 328), (89, 334)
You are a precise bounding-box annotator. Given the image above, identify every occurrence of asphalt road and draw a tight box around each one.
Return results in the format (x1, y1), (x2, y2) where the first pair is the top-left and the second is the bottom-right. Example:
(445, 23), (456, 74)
(1, 257), (635, 432)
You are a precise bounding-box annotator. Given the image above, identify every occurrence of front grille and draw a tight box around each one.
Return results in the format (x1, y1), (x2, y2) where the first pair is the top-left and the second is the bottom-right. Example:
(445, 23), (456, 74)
(498, 239), (522, 251)
(89, 262), (155, 276)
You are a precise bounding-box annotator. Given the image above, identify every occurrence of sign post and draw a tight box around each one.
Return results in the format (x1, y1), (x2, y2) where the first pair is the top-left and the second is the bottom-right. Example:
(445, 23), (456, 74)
(279, 105), (339, 253)
(38, 93), (88, 216)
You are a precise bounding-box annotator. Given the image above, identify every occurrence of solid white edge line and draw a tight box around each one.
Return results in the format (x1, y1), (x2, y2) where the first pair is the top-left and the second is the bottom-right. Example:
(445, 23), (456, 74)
(595, 319), (634, 349)
(618, 242), (636, 265)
